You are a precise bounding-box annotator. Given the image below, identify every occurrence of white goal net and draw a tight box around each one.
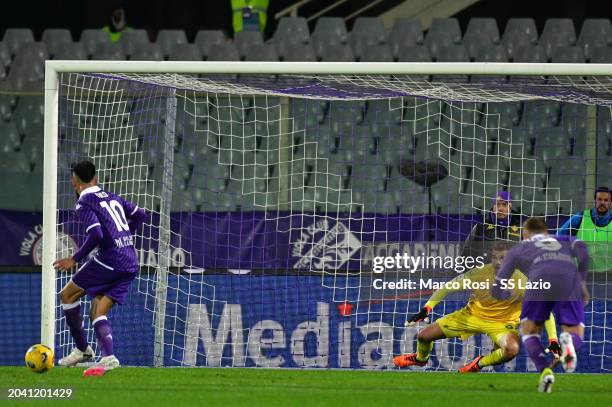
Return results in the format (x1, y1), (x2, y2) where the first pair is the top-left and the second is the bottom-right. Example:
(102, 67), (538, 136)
(43, 62), (611, 371)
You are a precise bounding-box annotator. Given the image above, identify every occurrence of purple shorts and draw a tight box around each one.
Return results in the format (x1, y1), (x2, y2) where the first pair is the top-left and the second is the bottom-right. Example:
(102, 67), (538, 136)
(71, 258), (136, 305)
(520, 300), (584, 326)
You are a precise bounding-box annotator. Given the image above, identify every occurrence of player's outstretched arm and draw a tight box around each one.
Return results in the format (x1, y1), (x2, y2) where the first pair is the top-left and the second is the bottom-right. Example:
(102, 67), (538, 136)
(407, 269), (476, 325)
(406, 305), (432, 325)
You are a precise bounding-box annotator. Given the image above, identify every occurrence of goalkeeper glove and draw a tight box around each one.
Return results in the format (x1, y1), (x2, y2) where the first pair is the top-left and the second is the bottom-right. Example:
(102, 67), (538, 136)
(546, 339), (561, 358)
(406, 305), (432, 325)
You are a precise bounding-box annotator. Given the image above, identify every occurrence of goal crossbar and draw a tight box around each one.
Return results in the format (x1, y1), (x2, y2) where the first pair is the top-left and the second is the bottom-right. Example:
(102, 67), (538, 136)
(46, 61), (612, 76)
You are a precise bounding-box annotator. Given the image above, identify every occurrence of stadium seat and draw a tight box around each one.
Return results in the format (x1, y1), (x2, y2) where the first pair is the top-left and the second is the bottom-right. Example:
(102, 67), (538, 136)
(364, 99), (403, 127)
(0, 150), (30, 172)
(0, 42), (11, 68)
(511, 44), (547, 63)
(351, 34), (384, 60)
(0, 59), (6, 81)
(590, 46), (612, 63)
(542, 18), (576, 43)
(3, 28), (34, 55)
(350, 163), (386, 194)
(120, 29), (150, 57)
(319, 44), (354, 62)
(387, 17), (423, 58)
(350, 17), (386, 59)
(273, 17), (310, 44)
(597, 159), (612, 188)
(273, 32), (310, 59)
(465, 18), (500, 44)
(502, 18), (538, 59)
(272, 17), (310, 58)
(396, 45), (431, 62)
(92, 42), (126, 60)
(464, 34), (494, 61)
(388, 176), (428, 214)
(41, 29), (73, 57)
(474, 44), (508, 62)
(13, 96), (43, 138)
(551, 46), (585, 63)
(485, 103), (521, 129)
(432, 177), (468, 213)
(472, 45), (509, 82)
(243, 44), (278, 61)
(534, 132), (571, 163)
(0, 121), (20, 153)
(8, 44), (48, 90)
(503, 18), (538, 43)
(425, 18), (462, 60)
(234, 31), (263, 58)
(53, 42), (87, 60)
(578, 19), (612, 59)
(283, 43), (317, 62)
(15, 42), (48, 61)
(156, 29), (188, 57)
(0, 94), (15, 121)
(311, 17), (348, 56)
(327, 101), (364, 133)
(129, 43), (164, 61)
(360, 44), (393, 62)
(427, 18), (462, 43)
(433, 45), (469, 82)
(194, 30), (226, 59)
(312, 17), (348, 43)
(540, 19), (576, 59)
(208, 42), (240, 81)
(168, 43), (202, 61)
(80, 29), (110, 56)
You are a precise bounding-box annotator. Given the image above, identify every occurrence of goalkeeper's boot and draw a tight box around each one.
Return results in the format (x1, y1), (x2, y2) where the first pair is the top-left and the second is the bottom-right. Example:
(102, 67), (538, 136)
(559, 332), (577, 373)
(538, 368), (555, 393)
(393, 353), (428, 368)
(58, 345), (94, 367)
(458, 355), (483, 373)
(83, 355), (120, 377)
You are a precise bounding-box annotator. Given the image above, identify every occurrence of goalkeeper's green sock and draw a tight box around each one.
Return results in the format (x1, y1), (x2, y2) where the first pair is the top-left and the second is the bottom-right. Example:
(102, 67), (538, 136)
(416, 340), (433, 362)
(477, 348), (506, 368)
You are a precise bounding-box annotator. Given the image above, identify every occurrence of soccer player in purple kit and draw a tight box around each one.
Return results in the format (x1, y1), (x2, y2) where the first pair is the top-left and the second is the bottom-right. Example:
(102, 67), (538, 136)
(53, 160), (148, 376)
(492, 217), (589, 393)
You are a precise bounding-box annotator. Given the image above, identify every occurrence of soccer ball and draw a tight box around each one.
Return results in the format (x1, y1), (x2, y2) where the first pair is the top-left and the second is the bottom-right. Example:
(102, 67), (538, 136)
(25, 344), (54, 373)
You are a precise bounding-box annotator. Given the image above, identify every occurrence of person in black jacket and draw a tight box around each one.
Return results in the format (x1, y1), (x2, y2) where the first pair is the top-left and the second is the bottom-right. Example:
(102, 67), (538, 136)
(462, 191), (521, 258)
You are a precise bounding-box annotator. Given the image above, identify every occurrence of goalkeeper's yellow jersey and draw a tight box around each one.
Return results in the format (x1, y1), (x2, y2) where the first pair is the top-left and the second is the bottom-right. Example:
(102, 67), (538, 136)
(425, 264), (526, 323)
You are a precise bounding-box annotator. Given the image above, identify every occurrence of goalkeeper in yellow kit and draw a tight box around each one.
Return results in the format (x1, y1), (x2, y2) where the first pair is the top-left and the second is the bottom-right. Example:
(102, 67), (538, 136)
(394, 242), (559, 372)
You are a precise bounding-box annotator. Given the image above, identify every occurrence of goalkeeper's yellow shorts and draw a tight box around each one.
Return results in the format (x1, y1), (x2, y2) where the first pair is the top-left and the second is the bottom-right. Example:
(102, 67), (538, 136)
(435, 308), (519, 346)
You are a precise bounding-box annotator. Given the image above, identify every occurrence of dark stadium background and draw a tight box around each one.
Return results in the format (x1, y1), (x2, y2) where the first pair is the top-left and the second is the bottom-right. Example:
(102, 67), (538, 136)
(0, 0), (611, 40)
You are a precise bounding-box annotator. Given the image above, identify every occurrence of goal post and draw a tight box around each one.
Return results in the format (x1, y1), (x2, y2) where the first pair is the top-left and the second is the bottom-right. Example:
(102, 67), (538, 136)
(43, 60), (611, 371)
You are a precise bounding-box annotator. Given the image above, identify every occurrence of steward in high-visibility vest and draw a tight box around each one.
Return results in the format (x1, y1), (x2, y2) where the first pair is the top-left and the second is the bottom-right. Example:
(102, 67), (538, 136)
(102, 7), (132, 42)
(231, 0), (269, 33)
(558, 186), (612, 272)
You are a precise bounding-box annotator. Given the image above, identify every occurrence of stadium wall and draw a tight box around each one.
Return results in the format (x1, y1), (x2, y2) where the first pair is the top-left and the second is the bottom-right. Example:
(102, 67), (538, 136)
(2, 272), (610, 372)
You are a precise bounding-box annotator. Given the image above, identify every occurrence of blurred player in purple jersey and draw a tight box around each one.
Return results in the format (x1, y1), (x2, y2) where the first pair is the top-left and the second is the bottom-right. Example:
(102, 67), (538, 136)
(492, 217), (589, 393)
(53, 160), (148, 376)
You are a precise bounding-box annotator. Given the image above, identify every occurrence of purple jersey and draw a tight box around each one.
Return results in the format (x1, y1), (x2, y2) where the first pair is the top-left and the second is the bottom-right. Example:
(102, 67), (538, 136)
(494, 234), (588, 302)
(74, 185), (145, 273)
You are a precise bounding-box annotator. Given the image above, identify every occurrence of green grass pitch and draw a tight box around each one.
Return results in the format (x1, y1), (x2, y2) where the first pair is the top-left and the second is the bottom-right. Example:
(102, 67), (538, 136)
(2, 367), (612, 406)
